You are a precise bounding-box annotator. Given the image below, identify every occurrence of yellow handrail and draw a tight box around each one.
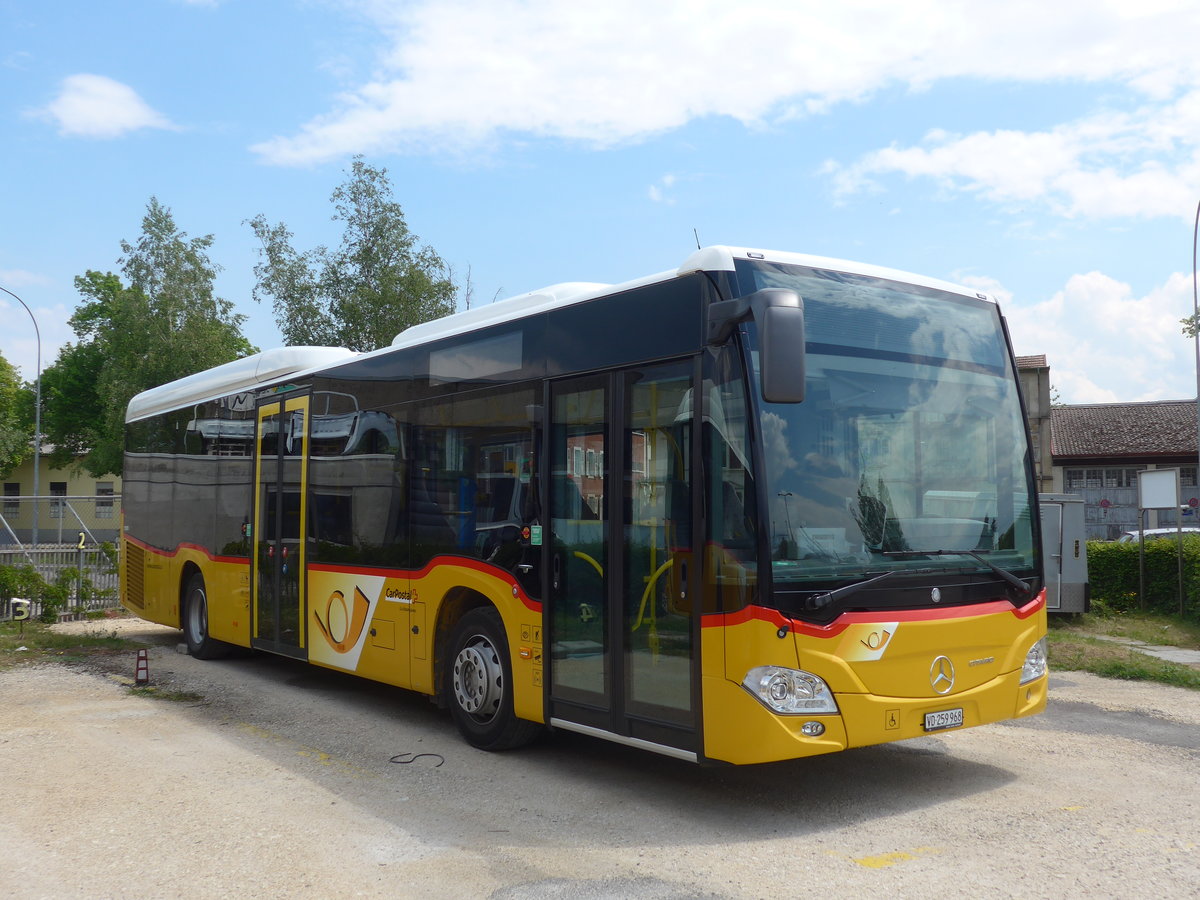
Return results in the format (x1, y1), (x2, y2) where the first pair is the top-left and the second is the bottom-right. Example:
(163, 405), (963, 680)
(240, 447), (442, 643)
(572, 550), (604, 577)
(631, 557), (675, 631)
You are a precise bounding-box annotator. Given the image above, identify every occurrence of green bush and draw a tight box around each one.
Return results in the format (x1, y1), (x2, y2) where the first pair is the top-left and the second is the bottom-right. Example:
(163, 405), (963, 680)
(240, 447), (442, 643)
(0, 562), (114, 623)
(1087, 536), (1200, 619)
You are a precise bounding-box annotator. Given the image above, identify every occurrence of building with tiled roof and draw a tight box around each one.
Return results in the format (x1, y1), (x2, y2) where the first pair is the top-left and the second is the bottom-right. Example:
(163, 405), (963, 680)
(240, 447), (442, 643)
(1050, 400), (1199, 540)
(1014, 357), (1200, 540)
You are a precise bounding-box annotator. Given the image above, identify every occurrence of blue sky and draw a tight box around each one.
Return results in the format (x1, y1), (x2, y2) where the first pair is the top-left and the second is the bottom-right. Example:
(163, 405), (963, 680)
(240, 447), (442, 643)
(3, 0), (1200, 405)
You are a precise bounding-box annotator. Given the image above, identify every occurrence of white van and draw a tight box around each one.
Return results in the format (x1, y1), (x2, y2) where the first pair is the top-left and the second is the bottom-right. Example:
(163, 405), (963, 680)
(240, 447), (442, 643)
(1116, 527), (1200, 543)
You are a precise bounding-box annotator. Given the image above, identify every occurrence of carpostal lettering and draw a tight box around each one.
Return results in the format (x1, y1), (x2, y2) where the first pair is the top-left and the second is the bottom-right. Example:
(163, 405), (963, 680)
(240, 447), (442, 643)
(385, 587), (418, 604)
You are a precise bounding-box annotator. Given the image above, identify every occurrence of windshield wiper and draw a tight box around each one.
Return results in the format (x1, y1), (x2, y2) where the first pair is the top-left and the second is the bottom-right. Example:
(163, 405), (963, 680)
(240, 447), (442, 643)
(884, 549), (1031, 599)
(808, 569), (909, 611)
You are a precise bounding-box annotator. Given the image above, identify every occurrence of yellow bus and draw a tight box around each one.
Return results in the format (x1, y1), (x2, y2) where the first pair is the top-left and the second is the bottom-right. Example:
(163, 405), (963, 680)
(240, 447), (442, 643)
(121, 246), (1047, 764)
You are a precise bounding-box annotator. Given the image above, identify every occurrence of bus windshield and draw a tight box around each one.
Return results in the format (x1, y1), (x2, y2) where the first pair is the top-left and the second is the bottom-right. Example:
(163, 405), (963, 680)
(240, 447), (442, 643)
(737, 260), (1038, 598)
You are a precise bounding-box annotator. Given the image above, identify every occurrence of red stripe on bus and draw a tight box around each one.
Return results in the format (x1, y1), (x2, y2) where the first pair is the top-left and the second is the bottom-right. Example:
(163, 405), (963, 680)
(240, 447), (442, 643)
(126, 539), (543, 613)
(704, 590), (1045, 638)
(124, 536), (248, 567)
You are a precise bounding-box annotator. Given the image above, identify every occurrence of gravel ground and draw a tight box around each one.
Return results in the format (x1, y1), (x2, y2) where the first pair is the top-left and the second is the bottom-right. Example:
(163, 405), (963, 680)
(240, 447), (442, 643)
(0, 618), (1197, 899)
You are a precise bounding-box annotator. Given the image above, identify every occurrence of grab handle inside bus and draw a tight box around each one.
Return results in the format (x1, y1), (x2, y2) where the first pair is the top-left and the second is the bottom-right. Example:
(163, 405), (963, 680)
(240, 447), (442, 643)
(706, 288), (806, 403)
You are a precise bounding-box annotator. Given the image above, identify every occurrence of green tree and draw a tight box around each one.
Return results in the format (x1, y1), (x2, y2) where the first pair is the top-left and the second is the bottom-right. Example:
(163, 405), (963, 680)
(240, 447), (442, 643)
(249, 156), (457, 351)
(53, 201), (254, 476)
(38, 335), (106, 470)
(0, 352), (30, 478)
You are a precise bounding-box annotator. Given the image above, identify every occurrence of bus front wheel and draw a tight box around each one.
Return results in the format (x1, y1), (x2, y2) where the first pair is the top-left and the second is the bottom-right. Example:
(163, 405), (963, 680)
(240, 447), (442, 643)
(183, 573), (232, 660)
(445, 607), (540, 751)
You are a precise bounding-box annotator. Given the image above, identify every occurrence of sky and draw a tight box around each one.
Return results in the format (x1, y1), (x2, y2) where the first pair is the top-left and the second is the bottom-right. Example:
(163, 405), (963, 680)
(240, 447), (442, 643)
(4, 0), (1200, 406)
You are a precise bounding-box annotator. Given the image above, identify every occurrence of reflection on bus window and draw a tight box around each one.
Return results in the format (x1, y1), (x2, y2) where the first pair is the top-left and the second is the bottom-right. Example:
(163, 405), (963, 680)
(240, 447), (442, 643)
(703, 345), (758, 612)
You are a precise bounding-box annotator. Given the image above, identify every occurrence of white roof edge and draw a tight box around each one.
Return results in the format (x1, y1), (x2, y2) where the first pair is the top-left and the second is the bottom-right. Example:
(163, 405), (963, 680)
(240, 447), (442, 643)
(680, 244), (995, 303)
(390, 281), (611, 350)
(396, 245), (993, 356)
(126, 246), (995, 423)
(125, 346), (358, 423)
(676, 245), (738, 275)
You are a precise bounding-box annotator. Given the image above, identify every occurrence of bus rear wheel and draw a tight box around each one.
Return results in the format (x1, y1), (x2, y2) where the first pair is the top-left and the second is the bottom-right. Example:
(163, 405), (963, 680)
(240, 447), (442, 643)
(445, 607), (540, 751)
(183, 573), (233, 660)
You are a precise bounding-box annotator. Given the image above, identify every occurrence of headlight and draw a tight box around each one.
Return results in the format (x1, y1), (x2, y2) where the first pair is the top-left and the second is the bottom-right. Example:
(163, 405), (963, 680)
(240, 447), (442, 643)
(1020, 636), (1048, 684)
(742, 666), (839, 715)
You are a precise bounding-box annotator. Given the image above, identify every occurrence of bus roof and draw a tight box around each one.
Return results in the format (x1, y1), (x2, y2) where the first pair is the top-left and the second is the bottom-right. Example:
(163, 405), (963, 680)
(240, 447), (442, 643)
(386, 246), (993, 352)
(125, 346), (358, 423)
(125, 246), (996, 423)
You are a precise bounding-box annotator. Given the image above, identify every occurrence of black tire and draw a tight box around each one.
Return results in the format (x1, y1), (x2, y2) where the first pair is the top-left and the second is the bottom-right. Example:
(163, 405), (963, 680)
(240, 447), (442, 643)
(445, 607), (541, 751)
(182, 573), (233, 660)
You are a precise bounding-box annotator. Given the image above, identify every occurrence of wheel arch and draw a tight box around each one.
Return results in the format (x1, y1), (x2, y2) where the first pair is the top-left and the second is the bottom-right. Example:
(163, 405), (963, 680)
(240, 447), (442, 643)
(432, 585), (494, 707)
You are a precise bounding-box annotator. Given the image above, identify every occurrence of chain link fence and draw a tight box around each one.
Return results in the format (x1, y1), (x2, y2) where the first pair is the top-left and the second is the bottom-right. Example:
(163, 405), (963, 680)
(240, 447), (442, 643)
(0, 495), (122, 622)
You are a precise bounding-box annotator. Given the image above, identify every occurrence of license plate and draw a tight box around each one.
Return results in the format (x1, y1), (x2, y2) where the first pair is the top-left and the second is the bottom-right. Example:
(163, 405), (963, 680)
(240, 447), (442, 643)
(924, 708), (964, 732)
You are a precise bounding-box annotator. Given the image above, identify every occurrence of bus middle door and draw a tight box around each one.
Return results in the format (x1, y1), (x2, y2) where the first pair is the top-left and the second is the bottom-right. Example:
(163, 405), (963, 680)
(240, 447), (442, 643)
(547, 361), (698, 758)
(252, 394), (310, 658)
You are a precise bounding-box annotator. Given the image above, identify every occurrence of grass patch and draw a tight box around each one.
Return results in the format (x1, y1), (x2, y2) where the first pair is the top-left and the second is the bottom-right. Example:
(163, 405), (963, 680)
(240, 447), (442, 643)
(1049, 610), (1200, 689)
(1057, 601), (1200, 648)
(128, 685), (205, 703)
(0, 620), (140, 670)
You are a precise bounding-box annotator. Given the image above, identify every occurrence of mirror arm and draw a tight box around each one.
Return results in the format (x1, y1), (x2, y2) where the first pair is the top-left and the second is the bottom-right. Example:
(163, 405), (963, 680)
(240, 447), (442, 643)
(706, 289), (806, 403)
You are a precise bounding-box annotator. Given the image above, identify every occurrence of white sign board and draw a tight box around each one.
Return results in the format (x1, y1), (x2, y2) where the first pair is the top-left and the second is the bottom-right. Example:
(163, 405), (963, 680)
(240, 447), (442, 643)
(1138, 468), (1180, 510)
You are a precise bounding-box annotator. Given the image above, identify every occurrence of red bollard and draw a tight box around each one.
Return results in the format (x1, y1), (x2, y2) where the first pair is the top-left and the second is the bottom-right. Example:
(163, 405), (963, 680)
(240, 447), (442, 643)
(135, 648), (150, 685)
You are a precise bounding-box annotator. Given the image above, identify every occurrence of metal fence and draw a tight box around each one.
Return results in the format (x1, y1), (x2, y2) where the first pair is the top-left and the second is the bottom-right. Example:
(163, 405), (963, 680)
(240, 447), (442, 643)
(0, 494), (121, 549)
(0, 495), (123, 622)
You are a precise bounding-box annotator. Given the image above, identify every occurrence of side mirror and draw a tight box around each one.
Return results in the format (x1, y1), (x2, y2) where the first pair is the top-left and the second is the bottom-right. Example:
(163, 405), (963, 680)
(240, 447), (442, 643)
(706, 288), (806, 403)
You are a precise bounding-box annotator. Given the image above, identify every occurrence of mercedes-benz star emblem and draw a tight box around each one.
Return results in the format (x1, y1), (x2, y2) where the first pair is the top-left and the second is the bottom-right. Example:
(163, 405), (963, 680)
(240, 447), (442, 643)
(930, 655), (955, 695)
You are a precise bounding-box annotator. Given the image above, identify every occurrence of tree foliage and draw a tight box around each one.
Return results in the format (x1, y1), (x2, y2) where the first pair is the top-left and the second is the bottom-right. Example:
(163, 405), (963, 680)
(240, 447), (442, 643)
(45, 200), (254, 476)
(38, 275), (111, 471)
(249, 157), (457, 351)
(0, 352), (29, 479)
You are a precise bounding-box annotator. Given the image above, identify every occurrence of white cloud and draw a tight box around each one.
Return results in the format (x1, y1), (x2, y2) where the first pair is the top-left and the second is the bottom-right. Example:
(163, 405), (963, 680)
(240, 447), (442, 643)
(984, 270), (1197, 404)
(648, 174), (677, 204)
(0, 297), (73, 381)
(37, 74), (175, 139)
(828, 93), (1200, 221)
(0, 269), (51, 289)
(252, 0), (1200, 165)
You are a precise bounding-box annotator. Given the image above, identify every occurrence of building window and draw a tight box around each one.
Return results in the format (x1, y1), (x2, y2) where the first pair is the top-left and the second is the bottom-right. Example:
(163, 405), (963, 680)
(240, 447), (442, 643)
(50, 482), (67, 519)
(3, 483), (19, 517)
(1065, 466), (1146, 492)
(96, 481), (114, 519)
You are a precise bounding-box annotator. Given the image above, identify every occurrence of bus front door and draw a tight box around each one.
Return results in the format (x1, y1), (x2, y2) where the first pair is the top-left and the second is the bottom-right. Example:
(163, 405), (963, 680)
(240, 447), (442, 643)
(252, 394), (310, 658)
(548, 361), (697, 757)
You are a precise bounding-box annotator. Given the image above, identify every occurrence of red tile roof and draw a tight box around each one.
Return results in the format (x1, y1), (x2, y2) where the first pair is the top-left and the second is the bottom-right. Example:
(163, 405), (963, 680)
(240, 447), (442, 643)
(1051, 400), (1199, 458)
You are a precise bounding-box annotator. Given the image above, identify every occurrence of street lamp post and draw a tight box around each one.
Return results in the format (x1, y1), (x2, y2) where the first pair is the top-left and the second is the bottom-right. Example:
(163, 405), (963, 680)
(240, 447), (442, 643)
(1193, 201), (1200, 517)
(0, 285), (42, 548)
(778, 491), (795, 556)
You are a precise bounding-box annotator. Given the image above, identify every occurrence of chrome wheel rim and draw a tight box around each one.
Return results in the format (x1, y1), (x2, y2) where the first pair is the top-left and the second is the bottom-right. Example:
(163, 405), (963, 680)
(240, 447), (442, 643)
(186, 588), (206, 644)
(452, 635), (503, 721)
